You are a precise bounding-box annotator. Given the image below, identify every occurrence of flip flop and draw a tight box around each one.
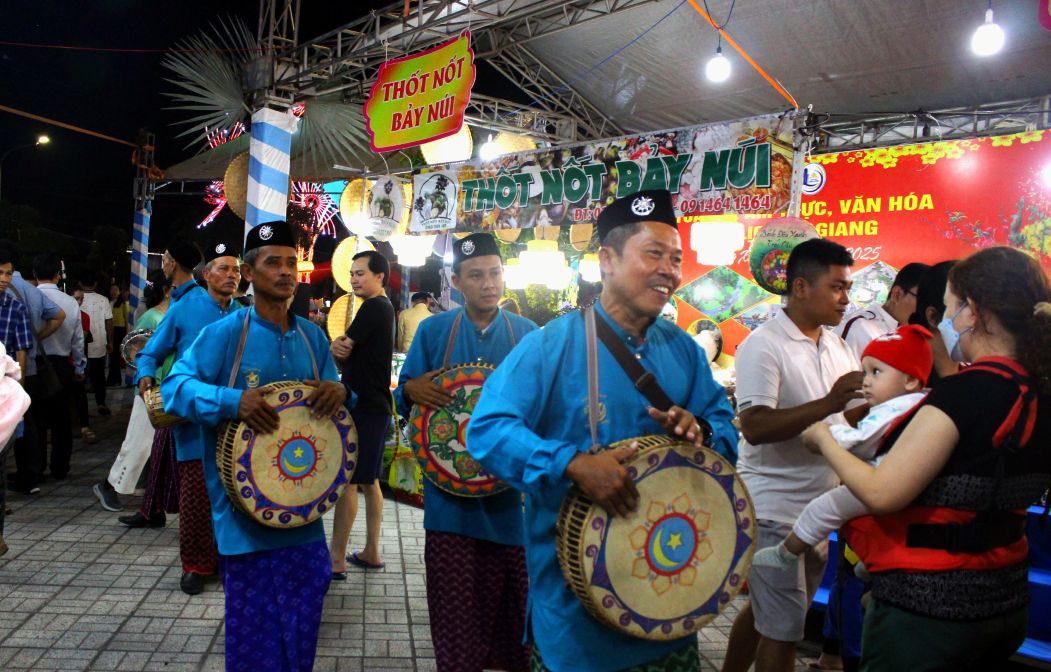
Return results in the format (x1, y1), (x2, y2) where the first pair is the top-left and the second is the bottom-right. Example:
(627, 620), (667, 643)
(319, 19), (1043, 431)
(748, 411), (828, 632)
(331, 570), (347, 581)
(347, 550), (385, 570)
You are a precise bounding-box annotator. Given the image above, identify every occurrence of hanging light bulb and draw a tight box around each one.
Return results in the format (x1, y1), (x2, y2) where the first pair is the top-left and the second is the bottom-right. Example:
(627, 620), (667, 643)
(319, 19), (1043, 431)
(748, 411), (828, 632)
(479, 133), (501, 161)
(705, 39), (731, 83)
(971, 3), (1005, 57)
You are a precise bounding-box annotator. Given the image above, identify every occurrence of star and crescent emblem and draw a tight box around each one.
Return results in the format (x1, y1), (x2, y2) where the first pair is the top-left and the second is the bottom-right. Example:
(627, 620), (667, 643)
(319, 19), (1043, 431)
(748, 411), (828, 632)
(259, 225), (273, 240)
(462, 240), (476, 255)
(215, 243), (227, 254)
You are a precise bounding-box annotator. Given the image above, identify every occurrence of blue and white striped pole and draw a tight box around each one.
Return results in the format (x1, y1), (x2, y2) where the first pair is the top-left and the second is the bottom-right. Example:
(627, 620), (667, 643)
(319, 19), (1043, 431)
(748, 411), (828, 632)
(129, 201), (151, 313)
(245, 107), (300, 238)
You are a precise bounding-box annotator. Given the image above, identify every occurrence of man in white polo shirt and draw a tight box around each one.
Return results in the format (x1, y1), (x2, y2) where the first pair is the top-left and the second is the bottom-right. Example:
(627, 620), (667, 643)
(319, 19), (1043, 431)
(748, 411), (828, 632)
(835, 262), (929, 358)
(722, 238), (865, 672)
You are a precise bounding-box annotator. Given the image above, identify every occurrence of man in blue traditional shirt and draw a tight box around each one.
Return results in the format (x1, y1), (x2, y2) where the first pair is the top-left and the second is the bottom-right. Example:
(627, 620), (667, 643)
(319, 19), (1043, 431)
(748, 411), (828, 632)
(395, 232), (536, 672)
(468, 190), (739, 672)
(163, 220), (345, 672)
(127, 239), (239, 596)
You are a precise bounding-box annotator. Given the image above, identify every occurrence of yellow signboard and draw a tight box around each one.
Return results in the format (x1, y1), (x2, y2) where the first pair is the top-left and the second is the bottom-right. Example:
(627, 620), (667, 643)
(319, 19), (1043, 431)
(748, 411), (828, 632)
(364, 32), (476, 153)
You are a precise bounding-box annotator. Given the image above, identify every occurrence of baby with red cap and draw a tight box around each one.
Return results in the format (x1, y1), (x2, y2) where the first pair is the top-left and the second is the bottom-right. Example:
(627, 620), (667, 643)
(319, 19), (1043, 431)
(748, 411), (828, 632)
(754, 324), (934, 569)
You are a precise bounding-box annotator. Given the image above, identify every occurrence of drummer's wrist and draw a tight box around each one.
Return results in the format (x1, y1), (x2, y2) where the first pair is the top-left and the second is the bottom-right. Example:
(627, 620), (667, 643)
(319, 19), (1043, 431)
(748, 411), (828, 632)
(221, 388), (245, 420)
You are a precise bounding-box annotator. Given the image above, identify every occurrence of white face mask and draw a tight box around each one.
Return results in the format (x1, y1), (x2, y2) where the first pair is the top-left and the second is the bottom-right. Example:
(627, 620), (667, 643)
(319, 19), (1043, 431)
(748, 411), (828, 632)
(937, 303), (971, 362)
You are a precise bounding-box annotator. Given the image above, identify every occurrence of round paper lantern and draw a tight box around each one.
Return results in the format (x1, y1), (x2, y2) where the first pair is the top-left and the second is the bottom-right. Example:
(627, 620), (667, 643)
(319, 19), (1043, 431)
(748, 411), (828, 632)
(331, 235), (376, 292)
(748, 216), (819, 294)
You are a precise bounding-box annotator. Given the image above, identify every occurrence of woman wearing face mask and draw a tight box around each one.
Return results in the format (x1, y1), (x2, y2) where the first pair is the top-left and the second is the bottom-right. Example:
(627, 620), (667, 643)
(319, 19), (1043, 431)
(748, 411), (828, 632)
(802, 246), (1051, 671)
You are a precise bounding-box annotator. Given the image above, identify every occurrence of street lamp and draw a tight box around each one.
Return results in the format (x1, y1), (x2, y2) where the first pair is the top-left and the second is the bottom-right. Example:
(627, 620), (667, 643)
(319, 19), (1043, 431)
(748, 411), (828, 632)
(0, 135), (51, 202)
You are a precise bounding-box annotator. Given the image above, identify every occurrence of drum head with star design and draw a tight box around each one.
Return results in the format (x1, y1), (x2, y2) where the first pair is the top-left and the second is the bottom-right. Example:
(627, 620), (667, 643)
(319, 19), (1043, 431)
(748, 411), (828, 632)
(217, 382), (358, 528)
(556, 435), (756, 640)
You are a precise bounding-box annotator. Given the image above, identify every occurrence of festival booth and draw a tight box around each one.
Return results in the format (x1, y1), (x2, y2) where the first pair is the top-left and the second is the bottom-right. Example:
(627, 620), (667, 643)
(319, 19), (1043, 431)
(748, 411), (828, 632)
(153, 15), (1051, 661)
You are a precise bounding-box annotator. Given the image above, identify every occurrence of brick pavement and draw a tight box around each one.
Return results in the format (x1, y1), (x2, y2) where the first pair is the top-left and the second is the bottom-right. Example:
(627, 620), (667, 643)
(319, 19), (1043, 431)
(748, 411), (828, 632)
(0, 388), (822, 671)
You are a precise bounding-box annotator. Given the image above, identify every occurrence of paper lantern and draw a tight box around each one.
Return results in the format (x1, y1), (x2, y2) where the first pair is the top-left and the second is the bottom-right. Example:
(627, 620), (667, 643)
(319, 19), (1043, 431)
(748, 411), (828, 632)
(390, 234), (436, 267)
(420, 125), (473, 165)
(690, 217), (746, 266)
(331, 235), (376, 292)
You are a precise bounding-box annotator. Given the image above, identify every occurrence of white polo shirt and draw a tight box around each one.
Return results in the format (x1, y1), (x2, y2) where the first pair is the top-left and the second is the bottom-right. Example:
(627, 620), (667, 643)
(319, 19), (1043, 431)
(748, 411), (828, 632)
(734, 309), (859, 524)
(81, 291), (113, 360)
(834, 304), (898, 359)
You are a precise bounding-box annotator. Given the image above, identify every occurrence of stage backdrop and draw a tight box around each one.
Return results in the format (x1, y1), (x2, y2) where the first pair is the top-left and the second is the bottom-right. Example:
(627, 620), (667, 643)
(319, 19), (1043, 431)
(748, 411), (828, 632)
(673, 129), (1051, 358)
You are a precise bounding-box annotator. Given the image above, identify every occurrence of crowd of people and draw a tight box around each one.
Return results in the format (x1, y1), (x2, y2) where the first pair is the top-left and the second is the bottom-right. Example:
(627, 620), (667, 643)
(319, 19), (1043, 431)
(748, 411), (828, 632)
(0, 188), (1048, 672)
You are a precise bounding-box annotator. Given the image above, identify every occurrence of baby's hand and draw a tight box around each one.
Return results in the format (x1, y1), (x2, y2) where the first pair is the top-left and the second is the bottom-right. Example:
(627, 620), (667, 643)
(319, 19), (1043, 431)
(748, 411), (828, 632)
(801, 422), (832, 454)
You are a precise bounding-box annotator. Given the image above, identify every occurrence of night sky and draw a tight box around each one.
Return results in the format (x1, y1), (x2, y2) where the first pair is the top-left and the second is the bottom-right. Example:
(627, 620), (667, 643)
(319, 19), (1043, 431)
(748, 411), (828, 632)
(0, 0), (394, 251)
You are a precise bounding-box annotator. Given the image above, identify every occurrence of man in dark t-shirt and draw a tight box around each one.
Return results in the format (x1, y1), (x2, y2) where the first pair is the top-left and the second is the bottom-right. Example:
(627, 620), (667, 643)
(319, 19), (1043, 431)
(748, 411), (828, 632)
(329, 250), (395, 576)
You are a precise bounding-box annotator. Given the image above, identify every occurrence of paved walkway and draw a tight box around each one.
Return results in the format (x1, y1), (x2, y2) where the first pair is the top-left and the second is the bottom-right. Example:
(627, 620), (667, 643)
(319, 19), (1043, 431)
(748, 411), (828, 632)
(0, 388), (825, 671)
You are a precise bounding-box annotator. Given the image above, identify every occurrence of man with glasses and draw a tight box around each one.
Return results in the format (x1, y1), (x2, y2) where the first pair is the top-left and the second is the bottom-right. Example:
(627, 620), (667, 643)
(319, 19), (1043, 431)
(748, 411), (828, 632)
(835, 262), (930, 359)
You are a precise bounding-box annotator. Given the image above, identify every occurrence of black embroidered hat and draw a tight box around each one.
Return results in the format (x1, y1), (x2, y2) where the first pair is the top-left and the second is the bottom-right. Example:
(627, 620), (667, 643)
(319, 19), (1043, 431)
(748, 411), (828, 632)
(596, 189), (678, 243)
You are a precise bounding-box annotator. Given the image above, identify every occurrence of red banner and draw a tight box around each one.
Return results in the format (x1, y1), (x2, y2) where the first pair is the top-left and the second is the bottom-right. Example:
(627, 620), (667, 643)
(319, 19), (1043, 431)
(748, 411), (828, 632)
(800, 131), (1051, 272)
(672, 131), (1051, 358)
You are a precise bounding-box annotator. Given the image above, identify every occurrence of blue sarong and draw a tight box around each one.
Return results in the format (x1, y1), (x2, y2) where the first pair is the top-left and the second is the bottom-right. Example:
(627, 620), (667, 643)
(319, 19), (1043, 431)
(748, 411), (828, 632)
(223, 540), (331, 672)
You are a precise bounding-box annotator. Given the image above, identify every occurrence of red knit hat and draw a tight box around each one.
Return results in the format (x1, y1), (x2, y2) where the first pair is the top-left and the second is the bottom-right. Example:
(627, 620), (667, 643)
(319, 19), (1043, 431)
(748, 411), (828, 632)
(860, 324), (934, 386)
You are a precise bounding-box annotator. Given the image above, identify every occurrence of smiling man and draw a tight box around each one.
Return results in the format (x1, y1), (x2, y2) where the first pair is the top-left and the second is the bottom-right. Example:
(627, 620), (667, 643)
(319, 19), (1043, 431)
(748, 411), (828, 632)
(395, 232), (537, 672)
(722, 238), (864, 672)
(467, 190), (738, 672)
(163, 220), (344, 672)
(122, 239), (238, 596)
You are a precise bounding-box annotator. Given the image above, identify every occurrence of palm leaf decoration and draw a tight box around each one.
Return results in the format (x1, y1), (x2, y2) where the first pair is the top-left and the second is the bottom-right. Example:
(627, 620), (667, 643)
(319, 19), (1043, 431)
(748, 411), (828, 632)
(161, 17), (256, 150)
(292, 95), (375, 176)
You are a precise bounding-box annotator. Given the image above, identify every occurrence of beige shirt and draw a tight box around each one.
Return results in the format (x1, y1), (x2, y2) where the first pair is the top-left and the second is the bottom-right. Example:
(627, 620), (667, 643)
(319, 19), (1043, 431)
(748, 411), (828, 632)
(734, 309), (859, 523)
(396, 302), (433, 353)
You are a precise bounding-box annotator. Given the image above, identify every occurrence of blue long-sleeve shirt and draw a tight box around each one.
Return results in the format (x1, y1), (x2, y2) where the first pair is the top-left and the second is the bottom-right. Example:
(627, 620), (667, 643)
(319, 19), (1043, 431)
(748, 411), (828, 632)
(467, 303), (738, 672)
(7, 272), (62, 376)
(135, 281), (234, 461)
(162, 306), (340, 556)
(394, 307), (537, 546)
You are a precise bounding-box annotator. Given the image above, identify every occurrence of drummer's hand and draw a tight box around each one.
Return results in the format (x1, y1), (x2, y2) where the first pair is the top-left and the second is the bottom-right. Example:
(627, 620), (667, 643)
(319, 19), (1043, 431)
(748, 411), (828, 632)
(404, 370), (453, 409)
(648, 405), (707, 448)
(330, 335), (352, 362)
(565, 443), (640, 518)
(138, 377), (155, 399)
(238, 387), (280, 434)
(303, 379), (346, 419)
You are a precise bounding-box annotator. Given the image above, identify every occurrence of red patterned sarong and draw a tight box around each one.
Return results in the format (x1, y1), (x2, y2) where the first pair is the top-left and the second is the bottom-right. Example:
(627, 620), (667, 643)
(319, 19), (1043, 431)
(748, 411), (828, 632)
(177, 460), (217, 575)
(425, 530), (530, 672)
(139, 428), (179, 517)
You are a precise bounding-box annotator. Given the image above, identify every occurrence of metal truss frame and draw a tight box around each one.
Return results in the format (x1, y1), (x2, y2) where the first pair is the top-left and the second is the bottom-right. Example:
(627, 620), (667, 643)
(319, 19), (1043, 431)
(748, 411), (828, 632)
(262, 0), (655, 140)
(809, 96), (1051, 152)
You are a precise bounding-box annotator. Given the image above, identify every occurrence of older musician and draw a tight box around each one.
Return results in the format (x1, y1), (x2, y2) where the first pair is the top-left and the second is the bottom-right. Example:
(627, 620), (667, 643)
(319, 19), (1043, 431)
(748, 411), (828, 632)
(395, 232), (537, 672)
(468, 190), (738, 672)
(126, 240), (239, 596)
(163, 220), (344, 672)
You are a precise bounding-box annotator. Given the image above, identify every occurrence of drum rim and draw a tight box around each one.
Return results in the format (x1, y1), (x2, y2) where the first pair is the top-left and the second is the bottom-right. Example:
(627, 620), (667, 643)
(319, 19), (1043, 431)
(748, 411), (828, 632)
(120, 328), (153, 368)
(407, 363), (508, 498)
(216, 380), (357, 528)
(556, 434), (756, 640)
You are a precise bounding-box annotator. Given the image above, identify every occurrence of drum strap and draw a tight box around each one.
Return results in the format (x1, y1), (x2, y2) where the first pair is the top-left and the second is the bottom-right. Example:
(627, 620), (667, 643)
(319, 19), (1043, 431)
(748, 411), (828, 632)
(585, 305), (711, 450)
(441, 309), (517, 370)
(225, 309), (320, 388)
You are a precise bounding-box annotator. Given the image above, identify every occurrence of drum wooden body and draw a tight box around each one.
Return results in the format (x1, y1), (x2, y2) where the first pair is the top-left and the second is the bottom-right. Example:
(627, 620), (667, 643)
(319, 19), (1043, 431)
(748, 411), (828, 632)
(556, 435), (756, 640)
(144, 385), (184, 429)
(121, 328), (152, 369)
(217, 381), (358, 528)
(407, 364), (507, 497)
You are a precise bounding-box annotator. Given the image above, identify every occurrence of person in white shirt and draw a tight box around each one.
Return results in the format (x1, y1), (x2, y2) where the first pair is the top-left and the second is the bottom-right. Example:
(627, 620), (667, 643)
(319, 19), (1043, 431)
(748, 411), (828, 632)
(33, 254), (86, 482)
(835, 262), (929, 358)
(723, 238), (865, 672)
(78, 275), (113, 416)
